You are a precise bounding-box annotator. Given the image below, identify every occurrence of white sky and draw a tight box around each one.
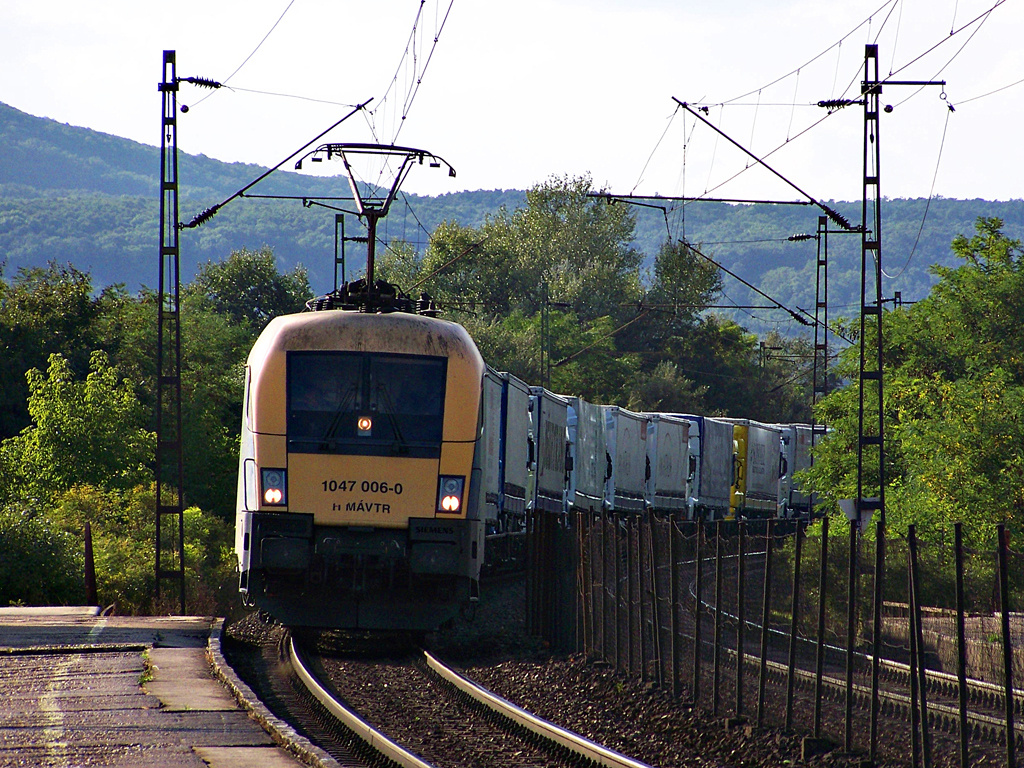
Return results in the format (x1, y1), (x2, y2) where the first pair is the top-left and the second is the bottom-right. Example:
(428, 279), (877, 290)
(1, 0), (1021, 201)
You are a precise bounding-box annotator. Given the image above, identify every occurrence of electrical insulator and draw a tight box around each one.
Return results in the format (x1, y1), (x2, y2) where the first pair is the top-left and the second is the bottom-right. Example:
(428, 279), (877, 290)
(181, 76), (223, 90)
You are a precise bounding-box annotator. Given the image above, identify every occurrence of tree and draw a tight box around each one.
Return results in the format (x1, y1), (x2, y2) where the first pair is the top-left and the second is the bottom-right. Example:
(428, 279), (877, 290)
(178, 297), (253, 518)
(412, 176), (650, 403)
(420, 175), (643, 322)
(625, 360), (711, 414)
(0, 262), (103, 439)
(804, 218), (1024, 546)
(643, 239), (722, 338)
(0, 351), (154, 504)
(186, 246), (313, 331)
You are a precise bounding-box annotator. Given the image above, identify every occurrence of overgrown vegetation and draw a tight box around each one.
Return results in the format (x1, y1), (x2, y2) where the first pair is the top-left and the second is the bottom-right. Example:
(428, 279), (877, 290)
(804, 217), (1024, 548)
(0, 171), (1020, 612)
(0, 247), (311, 611)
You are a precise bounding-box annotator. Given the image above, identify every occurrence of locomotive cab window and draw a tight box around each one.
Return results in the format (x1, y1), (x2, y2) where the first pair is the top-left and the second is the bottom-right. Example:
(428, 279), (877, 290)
(287, 351), (447, 458)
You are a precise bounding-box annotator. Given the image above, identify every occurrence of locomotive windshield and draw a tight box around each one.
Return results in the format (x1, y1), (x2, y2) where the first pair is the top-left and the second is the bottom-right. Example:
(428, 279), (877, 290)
(287, 351), (447, 458)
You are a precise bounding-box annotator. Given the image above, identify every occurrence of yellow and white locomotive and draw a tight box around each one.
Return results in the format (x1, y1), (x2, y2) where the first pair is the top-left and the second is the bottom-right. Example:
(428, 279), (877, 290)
(235, 283), (486, 630)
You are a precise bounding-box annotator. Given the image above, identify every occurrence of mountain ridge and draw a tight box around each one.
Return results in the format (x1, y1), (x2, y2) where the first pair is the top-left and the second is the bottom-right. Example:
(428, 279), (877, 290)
(2, 100), (1022, 335)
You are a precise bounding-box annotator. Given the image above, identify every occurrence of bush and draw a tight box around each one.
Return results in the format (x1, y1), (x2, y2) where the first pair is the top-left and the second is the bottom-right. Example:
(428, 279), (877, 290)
(50, 483), (236, 615)
(0, 502), (84, 606)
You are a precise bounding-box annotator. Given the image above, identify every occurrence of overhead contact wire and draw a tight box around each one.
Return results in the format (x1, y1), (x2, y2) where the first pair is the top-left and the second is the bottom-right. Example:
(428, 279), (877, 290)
(714, 0), (897, 106)
(189, 0), (296, 110)
(181, 99), (373, 228)
(887, 0), (1007, 80)
(882, 106), (952, 281)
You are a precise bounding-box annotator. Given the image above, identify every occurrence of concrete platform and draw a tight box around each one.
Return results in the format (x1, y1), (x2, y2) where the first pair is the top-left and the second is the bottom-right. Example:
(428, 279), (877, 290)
(0, 608), (329, 767)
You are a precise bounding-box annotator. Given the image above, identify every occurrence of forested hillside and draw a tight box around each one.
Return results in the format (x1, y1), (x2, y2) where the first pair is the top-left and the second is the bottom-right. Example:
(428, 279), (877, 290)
(2, 101), (1022, 334)
(3, 97), (1024, 612)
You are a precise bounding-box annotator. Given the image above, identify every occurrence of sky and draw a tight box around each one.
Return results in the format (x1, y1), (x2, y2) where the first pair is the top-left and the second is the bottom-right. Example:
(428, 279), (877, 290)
(1, 0), (1022, 203)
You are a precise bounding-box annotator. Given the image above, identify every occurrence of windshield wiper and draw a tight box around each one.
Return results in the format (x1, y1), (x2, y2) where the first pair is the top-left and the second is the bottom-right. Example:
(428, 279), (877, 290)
(373, 382), (409, 455)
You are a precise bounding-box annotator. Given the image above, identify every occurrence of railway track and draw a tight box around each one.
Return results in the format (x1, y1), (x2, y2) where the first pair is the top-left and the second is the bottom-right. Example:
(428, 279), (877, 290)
(688, 548), (1023, 761)
(290, 637), (654, 768)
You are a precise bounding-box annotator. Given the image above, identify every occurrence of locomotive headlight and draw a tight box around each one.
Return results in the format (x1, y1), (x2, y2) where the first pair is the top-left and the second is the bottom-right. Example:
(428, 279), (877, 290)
(437, 475), (465, 515)
(357, 415), (373, 436)
(261, 468), (287, 506)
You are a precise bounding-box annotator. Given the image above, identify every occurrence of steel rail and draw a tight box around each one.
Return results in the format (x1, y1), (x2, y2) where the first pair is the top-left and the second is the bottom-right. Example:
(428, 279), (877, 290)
(424, 650), (655, 768)
(682, 548), (1024, 747)
(288, 637), (435, 768)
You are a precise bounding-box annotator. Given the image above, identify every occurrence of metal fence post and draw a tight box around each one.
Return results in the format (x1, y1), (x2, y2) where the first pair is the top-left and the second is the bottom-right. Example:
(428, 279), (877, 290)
(998, 523), (1018, 768)
(648, 514), (662, 689)
(909, 525), (932, 768)
(909, 525), (922, 768)
(814, 516), (829, 739)
(693, 520), (704, 705)
(601, 516), (609, 663)
(870, 520), (886, 764)
(714, 522), (724, 717)
(736, 520), (746, 718)
(954, 522), (969, 768)
(610, 518), (618, 671)
(670, 516), (680, 699)
(622, 518), (630, 679)
(786, 520), (804, 732)
(845, 518), (858, 754)
(757, 520), (774, 727)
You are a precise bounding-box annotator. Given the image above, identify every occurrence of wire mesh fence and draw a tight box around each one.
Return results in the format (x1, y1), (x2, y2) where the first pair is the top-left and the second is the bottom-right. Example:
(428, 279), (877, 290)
(568, 512), (1024, 768)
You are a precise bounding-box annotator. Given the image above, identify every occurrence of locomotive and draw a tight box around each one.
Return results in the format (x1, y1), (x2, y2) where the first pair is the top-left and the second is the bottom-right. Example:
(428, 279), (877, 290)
(235, 282), (486, 630)
(235, 281), (822, 631)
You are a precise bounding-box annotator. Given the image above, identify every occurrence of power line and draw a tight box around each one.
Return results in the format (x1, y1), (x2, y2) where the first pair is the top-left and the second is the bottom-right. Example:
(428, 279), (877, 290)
(188, 0), (296, 110)
(712, 0), (898, 107)
(882, 106), (953, 281)
(888, 0), (1007, 80)
(684, 239), (814, 328)
(181, 100), (373, 228)
(218, 86), (360, 108)
(222, 0), (296, 85)
(957, 75), (1024, 105)
(673, 99), (858, 231)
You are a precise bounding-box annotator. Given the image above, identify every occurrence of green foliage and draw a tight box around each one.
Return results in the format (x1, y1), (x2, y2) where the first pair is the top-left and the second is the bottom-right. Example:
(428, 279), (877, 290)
(625, 360), (710, 414)
(0, 262), (104, 438)
(185, 246), (313, 331)
(0, 502), (83, 606)
(644, 239), (722, 331)
(403, 175), (816, 420)
(0, 351), (154, 505)
(178, 293), (256, 519)
(805, 218), (1024, 547)
(50, 484), (235, 614)
(0, 242), (320, 608)
(3, 98), (1022, 322)
(376, 240), (425, 295)
(419, 175), (643, 321)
